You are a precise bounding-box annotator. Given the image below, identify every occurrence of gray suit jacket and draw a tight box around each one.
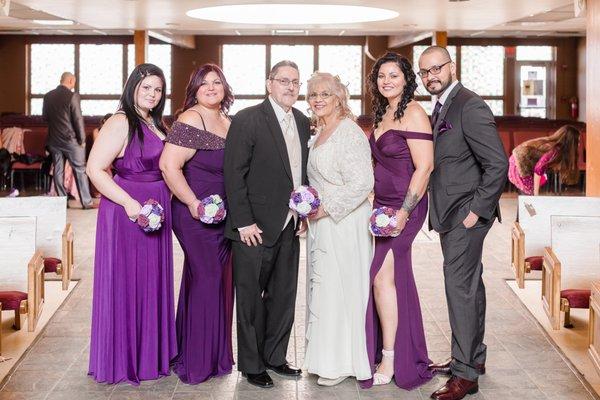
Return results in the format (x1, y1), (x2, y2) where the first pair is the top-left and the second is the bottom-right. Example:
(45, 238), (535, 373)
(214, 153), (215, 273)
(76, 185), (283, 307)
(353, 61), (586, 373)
(42, 85), (86, 147)
(429, 82), (508, 233)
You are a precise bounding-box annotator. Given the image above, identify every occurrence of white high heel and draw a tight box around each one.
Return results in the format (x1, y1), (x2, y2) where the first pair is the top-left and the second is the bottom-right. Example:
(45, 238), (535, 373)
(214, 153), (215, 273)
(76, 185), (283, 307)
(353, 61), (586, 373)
(373, 349), (394, 385)
(317, 376), (348, 386)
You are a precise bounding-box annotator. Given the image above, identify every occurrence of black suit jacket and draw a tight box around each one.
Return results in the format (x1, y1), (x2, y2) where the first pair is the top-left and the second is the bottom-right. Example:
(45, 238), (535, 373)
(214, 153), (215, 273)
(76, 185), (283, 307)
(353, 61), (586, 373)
(42, 85), (86, 147)
(224, 98), (310, 247)
(429, 82), (509, 233)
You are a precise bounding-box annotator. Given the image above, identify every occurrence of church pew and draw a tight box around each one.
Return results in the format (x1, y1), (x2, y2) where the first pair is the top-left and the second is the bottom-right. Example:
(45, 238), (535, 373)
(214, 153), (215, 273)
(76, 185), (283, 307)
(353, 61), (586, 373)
(541, 215), (600, 330)
(43, 224), (74, 291)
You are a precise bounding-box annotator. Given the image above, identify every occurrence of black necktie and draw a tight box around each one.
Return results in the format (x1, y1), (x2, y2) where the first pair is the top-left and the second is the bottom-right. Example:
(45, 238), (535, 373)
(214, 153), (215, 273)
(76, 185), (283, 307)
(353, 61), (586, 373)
(431, 101), (442, 127)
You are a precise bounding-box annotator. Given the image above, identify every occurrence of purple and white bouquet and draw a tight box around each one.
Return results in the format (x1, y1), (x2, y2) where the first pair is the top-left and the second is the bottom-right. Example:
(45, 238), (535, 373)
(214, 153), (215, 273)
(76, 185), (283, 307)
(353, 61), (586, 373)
(137, 198), (165, 233)
(197, 194), (227, 224)
(369, 206), (399, 237)
(289, 185), (321, 218)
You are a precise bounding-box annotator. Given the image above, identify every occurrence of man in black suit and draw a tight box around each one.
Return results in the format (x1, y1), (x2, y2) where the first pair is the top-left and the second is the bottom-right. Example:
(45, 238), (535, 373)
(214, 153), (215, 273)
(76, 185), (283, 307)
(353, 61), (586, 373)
(418, 47), (508, 400)
(43, 72), (94, 208)
(224, 60), (310, 388)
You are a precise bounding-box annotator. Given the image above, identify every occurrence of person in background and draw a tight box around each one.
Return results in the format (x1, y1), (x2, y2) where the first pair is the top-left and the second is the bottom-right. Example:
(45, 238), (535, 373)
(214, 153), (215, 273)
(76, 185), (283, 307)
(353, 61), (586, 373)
(508, 125), (581, 195)
(43, 72), (95, 208)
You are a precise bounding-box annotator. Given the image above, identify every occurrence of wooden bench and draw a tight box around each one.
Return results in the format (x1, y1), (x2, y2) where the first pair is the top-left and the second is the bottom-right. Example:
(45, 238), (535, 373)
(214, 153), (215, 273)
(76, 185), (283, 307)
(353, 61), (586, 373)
(541, 215), (600, 330)
(0, 251), (45, 332)
(43, 224), (75, 290)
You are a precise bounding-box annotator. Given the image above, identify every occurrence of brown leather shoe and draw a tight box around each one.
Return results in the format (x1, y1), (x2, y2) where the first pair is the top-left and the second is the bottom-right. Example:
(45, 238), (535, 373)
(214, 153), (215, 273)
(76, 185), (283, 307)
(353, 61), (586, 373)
(428, 358), (485, 375)
(430, 376), (478, 400)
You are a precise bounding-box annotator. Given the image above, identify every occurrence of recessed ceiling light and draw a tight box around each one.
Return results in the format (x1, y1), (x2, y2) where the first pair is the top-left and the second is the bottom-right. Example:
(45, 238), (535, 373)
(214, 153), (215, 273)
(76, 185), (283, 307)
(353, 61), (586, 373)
(33, 19), (74, 25)
(186, 4), (398, 25)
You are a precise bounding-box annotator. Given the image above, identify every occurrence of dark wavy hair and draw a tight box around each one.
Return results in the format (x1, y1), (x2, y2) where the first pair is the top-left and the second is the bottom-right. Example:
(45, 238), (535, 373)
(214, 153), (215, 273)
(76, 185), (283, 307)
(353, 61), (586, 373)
(177, 63), (234, 117)
(368, 52), (417, 128)
(119, 63), (167, 144)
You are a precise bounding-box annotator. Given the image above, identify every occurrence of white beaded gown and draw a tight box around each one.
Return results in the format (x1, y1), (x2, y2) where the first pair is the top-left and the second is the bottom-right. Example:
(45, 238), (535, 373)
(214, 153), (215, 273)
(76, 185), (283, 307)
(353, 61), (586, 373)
(304, 117), (374, 380)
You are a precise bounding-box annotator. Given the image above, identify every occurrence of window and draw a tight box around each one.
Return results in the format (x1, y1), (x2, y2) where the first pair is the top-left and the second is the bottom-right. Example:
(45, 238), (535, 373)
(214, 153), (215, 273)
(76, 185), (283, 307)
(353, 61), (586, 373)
(223, 43), (363, 116)
(29, 43), (172, 116)
(30, 44), (75, 96)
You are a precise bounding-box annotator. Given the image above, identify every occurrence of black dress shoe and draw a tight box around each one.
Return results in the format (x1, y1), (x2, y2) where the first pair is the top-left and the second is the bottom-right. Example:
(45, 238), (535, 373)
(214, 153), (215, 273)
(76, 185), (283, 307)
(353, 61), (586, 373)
(243, 371), (274, 388)
(267, 363), (302, 378)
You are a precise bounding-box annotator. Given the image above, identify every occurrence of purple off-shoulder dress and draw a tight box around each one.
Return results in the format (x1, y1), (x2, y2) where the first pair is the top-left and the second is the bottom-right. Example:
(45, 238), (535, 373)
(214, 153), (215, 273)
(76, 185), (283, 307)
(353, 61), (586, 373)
(361, 129), (433, 390)
(89, 123), (177, 385)
(168, 121), (234, 384)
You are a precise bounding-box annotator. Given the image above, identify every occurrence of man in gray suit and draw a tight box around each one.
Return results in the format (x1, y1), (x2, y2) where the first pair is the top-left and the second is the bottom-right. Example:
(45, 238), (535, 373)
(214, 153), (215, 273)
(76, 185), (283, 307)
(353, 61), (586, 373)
(43, 72), (94, 208)
(418, 46), (508, 400)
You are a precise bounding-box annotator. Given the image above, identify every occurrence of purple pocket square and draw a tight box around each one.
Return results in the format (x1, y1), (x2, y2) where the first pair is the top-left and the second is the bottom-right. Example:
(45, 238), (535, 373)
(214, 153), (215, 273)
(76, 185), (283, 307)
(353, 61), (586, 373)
(438, 119), (453, 134)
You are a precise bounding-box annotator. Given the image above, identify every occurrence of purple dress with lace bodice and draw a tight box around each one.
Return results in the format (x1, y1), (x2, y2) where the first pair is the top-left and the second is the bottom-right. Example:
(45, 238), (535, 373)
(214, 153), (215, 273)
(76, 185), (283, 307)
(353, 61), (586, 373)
(167, 121), (234, 384)
(361, 129), (433, 390)
(89, 123), (176, 385)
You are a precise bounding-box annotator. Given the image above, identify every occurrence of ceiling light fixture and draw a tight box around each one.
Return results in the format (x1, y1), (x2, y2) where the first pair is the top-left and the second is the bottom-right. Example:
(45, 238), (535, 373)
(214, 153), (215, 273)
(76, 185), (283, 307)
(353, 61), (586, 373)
(33, 19), (74, 25)
(186, 4), (398, 25)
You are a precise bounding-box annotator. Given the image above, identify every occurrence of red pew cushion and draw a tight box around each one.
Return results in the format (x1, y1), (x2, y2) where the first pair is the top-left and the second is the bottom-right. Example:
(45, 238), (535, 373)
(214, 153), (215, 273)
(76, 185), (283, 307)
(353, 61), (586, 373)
(44, 257), (61, 273)
(561, 289), (591, 309)
(526, 256), (543, 271)
(0, 291), (28, 310)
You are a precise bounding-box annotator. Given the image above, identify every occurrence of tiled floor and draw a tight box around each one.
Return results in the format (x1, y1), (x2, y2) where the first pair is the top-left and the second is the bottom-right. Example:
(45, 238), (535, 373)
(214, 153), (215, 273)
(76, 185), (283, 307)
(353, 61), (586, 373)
(0, 196), (597, 399)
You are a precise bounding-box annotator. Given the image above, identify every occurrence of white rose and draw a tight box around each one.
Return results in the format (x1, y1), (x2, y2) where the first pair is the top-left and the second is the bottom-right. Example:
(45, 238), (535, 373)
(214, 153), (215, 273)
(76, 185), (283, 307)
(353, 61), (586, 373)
(296, 202), (312, 215)
(205, 203), (219, 217)
(148, 213), (162, 229)
(375, 214), (390, 227)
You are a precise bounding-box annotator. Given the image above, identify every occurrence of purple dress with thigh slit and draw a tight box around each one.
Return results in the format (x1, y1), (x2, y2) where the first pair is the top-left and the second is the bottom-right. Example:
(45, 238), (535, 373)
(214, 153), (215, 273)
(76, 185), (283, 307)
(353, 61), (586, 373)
(361, 129), (433, 390)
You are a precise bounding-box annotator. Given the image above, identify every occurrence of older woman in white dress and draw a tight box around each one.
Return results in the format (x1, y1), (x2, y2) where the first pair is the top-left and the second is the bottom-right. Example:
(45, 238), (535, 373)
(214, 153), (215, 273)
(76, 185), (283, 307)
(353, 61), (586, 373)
(303, 72), (374, 386)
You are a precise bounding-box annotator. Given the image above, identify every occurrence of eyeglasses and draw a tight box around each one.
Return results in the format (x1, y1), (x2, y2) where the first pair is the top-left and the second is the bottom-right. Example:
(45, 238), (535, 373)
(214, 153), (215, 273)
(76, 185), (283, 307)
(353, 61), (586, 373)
(417, 60), (451, 78)
(307, 92), (333, 101)
(270, 78), (302, 88)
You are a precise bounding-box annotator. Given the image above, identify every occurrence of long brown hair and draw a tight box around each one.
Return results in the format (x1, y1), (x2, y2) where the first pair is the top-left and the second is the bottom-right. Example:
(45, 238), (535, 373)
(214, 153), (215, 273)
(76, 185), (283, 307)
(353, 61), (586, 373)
(519, 125), (581, 184)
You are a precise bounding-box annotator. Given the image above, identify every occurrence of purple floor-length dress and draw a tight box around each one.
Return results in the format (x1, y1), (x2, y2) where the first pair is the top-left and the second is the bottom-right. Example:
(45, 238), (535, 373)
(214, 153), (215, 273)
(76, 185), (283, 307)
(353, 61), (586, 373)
(89, 123), (177, 385)
(168, 121), (234, 384)
(361, 129), (433, 390)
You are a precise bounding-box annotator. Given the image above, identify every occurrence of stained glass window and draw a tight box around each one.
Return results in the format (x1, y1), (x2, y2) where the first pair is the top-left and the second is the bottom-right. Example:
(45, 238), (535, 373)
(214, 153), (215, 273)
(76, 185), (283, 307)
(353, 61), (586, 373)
(412, 45), (457, 97)
(127, 44), (172, 94)
(223, 45), (266, 96)
(516, 46), (554, 61)
(80, 44), (123, 95)
(29, 98), (43, 116)
(484, 100), (504, 116)
(271, 45), (314, 93)
(80, 100), (120, 116)
(228, 99), (263, 116)
(460, 46), (504, 96)
(318, 45), (362, 96)
(30, 44), (75, 95)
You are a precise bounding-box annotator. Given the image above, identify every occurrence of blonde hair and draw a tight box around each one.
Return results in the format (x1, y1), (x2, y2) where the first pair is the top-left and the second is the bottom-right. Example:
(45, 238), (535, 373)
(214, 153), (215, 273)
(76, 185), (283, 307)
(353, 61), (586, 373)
(306, 72), (354, 126)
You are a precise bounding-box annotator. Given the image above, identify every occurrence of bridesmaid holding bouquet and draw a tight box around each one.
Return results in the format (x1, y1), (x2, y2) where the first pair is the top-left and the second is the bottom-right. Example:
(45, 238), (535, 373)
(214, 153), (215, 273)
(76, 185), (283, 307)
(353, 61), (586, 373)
(87, 64), (176, 385)
(160, 64), (235, 384)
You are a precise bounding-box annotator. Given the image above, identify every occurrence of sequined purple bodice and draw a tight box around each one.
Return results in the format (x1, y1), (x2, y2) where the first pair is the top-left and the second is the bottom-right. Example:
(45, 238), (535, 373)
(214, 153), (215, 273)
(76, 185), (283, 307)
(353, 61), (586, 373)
(167, 121), (226, 197)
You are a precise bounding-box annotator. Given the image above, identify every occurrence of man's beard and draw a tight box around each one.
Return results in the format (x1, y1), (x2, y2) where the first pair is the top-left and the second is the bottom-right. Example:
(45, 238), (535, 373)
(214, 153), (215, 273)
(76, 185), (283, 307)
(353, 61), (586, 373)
(426, 77), (451, 95)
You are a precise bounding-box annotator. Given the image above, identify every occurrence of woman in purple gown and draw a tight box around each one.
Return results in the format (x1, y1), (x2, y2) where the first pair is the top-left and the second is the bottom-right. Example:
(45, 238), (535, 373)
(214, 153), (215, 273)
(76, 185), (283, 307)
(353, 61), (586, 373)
(160, 64), (234, 384)
(87, 64), (176, 385)
(361, 52), (434, 390)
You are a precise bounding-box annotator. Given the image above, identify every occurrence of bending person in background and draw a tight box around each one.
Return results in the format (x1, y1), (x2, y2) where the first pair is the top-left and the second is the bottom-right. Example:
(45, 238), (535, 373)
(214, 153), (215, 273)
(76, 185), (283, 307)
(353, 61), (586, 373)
(160, 64), (235, 384)
(303, 72), (374, 386)
(508, 125), (580, 195)
(87, 63), (176, 385)
(361, 52), (434, 390)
